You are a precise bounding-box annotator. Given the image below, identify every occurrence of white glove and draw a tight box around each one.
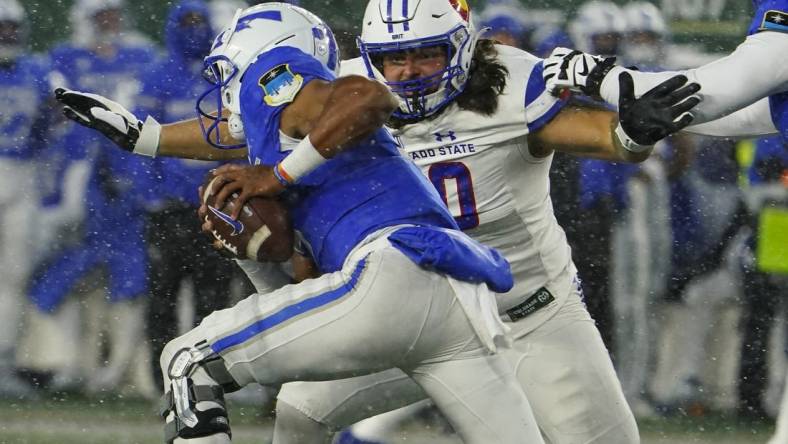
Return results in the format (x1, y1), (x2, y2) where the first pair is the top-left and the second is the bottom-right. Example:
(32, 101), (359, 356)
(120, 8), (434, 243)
(542, 47), (618, 98)
(54, 88), (161, 157)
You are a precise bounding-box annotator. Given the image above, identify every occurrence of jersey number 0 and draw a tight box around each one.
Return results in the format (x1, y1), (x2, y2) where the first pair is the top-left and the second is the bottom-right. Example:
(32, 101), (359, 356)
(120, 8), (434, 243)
(428, 162), (480, 230)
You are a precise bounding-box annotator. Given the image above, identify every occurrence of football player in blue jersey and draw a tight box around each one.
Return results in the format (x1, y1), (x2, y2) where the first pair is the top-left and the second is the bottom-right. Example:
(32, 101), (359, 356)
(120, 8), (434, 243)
(0, 0), (52, 400)
(55, 4), (548, 443)
(29, 0), (158, 394)
(135, 0), (238, 392)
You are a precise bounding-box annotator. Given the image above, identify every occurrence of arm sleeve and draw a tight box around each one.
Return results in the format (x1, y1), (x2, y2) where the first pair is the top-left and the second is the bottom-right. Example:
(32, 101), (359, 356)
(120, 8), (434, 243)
(599, 31), (788, 124)
(684, 98), (778, 137)
(524, 60), (570, 132)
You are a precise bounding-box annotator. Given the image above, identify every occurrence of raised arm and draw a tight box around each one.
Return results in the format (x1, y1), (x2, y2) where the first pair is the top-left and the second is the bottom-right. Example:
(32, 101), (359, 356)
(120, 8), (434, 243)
(529, 74), (699, 162)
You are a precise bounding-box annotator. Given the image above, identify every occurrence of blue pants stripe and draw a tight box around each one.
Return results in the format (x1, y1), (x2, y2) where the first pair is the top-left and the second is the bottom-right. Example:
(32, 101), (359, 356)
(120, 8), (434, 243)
(211, 258), (368, 354)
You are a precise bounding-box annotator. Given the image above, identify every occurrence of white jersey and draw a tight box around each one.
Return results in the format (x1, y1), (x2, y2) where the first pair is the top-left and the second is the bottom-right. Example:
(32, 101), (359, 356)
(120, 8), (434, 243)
(341, 45), (574, 335)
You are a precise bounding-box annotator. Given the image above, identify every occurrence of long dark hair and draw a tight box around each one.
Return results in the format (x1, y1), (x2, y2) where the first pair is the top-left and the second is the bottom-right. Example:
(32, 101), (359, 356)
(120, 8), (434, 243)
(388, 39), (508, 129)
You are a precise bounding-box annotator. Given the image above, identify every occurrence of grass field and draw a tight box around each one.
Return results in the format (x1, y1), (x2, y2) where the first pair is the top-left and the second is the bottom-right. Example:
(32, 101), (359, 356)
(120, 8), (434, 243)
(0, 395), (777, 444)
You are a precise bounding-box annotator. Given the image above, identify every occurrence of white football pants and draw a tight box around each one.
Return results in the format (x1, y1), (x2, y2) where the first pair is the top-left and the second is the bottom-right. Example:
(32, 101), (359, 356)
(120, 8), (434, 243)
(161, 238), (543, 444)
(276, 271), (638, 444)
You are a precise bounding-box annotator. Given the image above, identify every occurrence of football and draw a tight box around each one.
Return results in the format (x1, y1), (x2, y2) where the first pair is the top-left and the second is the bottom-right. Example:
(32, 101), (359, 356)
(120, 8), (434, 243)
(201, 175), (294, 262)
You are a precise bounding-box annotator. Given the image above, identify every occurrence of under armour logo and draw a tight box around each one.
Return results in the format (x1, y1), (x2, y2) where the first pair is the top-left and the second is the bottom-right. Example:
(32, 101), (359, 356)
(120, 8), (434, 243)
(434, 131), (456, 142)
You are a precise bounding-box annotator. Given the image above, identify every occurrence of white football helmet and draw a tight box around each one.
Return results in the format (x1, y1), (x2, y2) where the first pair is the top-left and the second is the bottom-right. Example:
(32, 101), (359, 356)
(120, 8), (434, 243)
(197, 2), (339, 148)
(568, 1), (626, 55)
(358, 0), (482, 119)
(0, 0), (26, 60)
(70, 0), (125, 46)
(623, 2), (668, 66)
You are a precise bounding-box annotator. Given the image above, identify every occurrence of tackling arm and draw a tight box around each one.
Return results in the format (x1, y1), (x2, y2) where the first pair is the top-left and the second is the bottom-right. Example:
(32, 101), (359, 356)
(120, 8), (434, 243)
(528, 103), (651, 163)
(529, 74), (700, 162)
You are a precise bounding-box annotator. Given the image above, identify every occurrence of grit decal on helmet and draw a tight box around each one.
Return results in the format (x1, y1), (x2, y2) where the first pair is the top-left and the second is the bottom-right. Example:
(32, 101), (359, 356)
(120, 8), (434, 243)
(195, 2), (340, 149)
(358, 0), (483, 119)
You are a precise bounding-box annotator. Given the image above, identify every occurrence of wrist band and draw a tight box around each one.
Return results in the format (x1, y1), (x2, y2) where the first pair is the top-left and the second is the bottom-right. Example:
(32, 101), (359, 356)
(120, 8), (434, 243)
(614, 122), (652, 154)
(273, 164), (291, 187)
(276, 135), (326, 185)
(584, 57), (618, 99)
(133, 115), (162, 158)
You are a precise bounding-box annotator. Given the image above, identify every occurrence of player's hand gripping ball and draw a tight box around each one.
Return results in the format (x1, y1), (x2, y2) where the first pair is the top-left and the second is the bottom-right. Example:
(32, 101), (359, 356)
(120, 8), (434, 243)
(201, 173), (294, 262)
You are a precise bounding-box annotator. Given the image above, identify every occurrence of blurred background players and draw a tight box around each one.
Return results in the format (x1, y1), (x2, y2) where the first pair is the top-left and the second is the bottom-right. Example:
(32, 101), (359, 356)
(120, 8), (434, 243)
(563, 0), (627, 352)
(753, 135), (788, 443)
(27, 0), (156, 393)
(133, 0), (236, 392)
(569, 0), (626, 57)
(478, 0), (532, 49)
(739, 134), (788, 423)
(607, 2), (684, 416)
(621, 1), (668, 69)
(0, 0), (53, 399)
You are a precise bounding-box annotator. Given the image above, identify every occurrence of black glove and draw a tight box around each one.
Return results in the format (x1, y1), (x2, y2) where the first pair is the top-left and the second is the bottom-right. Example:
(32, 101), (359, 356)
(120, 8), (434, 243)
(54, 88), (161, 156)
(616, 72), (701, 148)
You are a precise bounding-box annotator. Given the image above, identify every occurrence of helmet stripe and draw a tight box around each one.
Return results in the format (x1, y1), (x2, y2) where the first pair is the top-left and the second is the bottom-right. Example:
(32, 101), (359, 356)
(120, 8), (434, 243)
(386, 0), (394, 33)
(402, 0), (410, 31)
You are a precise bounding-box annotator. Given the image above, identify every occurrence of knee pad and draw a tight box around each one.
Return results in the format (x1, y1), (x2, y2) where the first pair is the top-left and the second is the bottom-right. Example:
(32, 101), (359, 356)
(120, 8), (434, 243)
(160, 384), (230, 444)
(160, 342), (240, 444)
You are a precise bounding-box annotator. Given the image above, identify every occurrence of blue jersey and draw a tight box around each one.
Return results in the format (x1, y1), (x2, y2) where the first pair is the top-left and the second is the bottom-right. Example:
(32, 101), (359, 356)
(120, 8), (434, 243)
(749, 0), (788, 35)
(0, 55), (51, 160)
(239, 47), (461, 273)
(749, 0), (788, 140)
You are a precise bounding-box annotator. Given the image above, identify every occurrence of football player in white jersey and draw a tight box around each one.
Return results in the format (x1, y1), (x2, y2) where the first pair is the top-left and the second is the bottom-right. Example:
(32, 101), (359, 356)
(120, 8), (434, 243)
(272, 1), (701, 443)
